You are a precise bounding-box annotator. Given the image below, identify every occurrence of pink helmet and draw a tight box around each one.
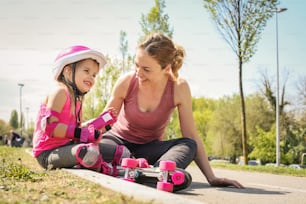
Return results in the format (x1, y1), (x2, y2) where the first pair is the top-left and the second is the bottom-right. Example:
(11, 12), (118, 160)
(52, 45), (106, 80)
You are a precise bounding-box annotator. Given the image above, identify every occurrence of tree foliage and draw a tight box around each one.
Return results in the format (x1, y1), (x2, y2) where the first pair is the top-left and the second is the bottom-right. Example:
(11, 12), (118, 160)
(203, 0), (277, 63)
(139, 0), (173, 40)
(249, 126), (276, 163)
(0, 119), (11, 137)
(83, 56), (132, 120)
(206, 95), (242, 158)
(9, 110), (18, 130)
(119, 30), (129, 72)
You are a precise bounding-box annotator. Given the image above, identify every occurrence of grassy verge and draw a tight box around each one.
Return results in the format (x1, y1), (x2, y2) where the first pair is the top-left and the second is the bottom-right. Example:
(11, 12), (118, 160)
(210, 162), (306, 177)
(0, 146), (149, 204)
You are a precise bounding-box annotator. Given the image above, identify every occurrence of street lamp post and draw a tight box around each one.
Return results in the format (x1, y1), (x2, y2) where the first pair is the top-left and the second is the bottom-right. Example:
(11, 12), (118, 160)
(275, 7), (287, 166)
(18, 83), (24, 136)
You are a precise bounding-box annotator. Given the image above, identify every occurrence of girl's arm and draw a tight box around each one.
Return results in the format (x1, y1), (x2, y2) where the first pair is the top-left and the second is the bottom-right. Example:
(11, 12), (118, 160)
(46, 87), (68, 138)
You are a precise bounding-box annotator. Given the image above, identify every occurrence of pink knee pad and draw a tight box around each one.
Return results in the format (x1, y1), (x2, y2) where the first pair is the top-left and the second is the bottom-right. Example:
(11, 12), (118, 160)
(112, 145), (131, 165)
(76, 143), (118, 176)
(76, 143), (102, 168)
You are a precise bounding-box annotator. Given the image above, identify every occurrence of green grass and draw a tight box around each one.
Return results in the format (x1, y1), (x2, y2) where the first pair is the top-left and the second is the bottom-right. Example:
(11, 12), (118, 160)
(0, 146), (150, 204)
(210, 162), (306, 177)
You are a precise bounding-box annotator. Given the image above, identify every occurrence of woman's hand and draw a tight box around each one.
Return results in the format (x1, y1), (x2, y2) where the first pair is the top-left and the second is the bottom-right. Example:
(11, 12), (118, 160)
(209, 177), (244, 189)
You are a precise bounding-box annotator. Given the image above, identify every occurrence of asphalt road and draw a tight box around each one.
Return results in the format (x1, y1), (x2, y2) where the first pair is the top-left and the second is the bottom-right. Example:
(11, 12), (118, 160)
(179, 166), (306, 204)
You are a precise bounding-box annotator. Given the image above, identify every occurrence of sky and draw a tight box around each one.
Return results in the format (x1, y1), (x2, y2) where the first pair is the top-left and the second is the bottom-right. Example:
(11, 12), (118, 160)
(0, 0), (305, 124)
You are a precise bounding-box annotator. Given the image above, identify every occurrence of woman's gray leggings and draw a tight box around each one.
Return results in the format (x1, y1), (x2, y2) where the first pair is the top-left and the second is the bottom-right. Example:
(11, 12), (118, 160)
(101, 132), (197, 169)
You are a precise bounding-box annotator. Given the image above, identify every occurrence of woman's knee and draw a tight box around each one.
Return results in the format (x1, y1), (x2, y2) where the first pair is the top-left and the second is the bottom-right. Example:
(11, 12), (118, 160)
(180, 137), (197, 156)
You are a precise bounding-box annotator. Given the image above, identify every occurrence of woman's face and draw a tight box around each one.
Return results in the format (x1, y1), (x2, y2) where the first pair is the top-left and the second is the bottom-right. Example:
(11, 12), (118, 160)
(73, 59), (99, 93)
(134, 48), (167, 84)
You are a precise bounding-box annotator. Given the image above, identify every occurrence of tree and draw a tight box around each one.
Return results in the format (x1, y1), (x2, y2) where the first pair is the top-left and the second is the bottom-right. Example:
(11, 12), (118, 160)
(206, 95), (242, 159)
(192, 98), (216, 142)
(255, 70), (306, 164)
(258, 69), (290, 116)
(139, 0), (173, 40)
(249, 126), (276, 163)
(295, 76), (306, 136)
(119, 30), (129, 72)
(83, 56), (133, 120)
(9, 110), (18, 130)
(0, 119), (11, 138)
(203, 0), (278, 164)
(296, 76), (306, 106)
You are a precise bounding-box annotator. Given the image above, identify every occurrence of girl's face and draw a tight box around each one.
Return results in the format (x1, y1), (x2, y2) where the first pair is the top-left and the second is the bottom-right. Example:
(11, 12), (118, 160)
(73, 59), (99, 93)
(134, 48), (169, 84)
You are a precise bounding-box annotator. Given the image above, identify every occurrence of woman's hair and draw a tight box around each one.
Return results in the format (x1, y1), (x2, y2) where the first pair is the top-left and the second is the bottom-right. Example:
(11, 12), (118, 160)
(138, 33), (185, 78)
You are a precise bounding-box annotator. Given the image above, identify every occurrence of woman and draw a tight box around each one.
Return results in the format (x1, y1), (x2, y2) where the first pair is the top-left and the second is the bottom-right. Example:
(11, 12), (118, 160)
(102, 33), (244, 189)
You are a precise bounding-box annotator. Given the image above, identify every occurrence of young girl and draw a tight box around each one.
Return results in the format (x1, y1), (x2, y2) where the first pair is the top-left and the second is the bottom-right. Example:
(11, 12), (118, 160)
(32, 45), (130, 175)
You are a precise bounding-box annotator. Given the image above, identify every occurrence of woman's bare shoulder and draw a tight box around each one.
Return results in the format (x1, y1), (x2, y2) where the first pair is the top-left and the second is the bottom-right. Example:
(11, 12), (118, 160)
(174, 77), (190, 90)
(115, 71), (134, 89)
(112, 71), (134, 99)
(174, 77), (192, 105)
(119, 71), (134, 82)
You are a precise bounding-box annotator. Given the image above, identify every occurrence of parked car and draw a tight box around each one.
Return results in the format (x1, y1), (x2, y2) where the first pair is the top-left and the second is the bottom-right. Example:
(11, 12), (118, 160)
(248, 160), (260, 166)
(265, 163), (286, 167)
(238, 159), (261, 166)
(288, 164), (302, 169)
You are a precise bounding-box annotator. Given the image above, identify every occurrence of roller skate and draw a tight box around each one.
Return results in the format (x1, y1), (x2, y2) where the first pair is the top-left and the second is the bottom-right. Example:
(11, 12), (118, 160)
(120, 158), (192, 192)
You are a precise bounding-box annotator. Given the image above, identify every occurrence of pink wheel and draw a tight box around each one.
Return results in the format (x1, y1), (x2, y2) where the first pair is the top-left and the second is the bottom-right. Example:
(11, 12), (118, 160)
(157, 182), (173, 192)
(171, 171), (185, 185)
(121, 158), (138, 168)
(159, 160), (176, 171)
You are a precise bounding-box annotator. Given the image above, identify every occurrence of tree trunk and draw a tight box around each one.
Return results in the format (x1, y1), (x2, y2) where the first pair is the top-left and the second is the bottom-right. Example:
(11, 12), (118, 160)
(238, 59), (248, 165)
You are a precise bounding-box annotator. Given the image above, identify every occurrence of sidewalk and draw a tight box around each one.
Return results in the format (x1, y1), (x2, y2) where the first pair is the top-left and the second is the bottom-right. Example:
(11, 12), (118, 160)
(65, 168), (205, 204)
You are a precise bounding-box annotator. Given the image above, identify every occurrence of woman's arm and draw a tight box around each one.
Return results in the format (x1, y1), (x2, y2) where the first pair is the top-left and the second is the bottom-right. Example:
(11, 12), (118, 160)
(103, 73), (133, 112)
(174, 78), (244, 188)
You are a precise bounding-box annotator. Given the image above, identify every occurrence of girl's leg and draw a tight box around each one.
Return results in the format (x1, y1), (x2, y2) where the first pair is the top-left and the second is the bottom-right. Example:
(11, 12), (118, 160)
(36, 141), (129, 170)
(36, 143), (80, 169)
(130, 138), (197, 169)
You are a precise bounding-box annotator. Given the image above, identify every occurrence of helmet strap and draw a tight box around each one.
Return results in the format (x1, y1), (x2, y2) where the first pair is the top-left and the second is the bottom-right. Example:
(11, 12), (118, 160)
(70, 63), (87, 97)
(70, 63), (86, 125)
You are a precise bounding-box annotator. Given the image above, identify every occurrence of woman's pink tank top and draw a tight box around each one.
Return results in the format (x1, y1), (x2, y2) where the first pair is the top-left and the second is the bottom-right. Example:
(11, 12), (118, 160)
(32, 88), (81, 157)
(111, 74), (175, 144)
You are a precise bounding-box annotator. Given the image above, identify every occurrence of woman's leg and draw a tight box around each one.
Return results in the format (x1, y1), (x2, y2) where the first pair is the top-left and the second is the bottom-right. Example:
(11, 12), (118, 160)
(100, 132), (126, 146)
(130, 138), (197, 169)
(100, 132), (131, 165)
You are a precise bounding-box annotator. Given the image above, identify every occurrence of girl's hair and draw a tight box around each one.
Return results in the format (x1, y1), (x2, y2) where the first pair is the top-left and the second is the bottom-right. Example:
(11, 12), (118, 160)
(57, 61), (84, 121)
(138, 33), (185, 79)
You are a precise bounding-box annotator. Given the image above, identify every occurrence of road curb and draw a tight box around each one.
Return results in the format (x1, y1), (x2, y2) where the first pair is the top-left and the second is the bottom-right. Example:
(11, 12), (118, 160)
(65, 168), (205, 204)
